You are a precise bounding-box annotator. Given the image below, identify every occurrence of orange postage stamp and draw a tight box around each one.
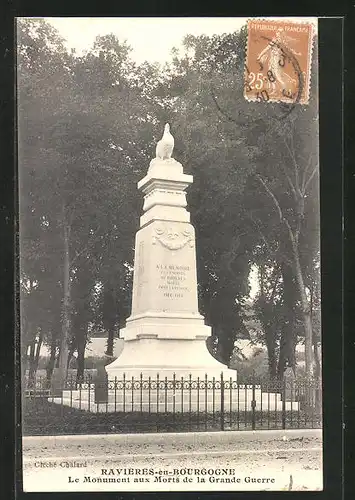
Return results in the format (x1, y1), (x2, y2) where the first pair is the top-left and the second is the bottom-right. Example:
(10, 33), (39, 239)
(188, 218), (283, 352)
(244, 19), (314, 105)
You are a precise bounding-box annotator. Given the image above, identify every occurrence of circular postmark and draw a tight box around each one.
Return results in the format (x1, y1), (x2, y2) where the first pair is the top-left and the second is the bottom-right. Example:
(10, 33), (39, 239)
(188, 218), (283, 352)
(206, 21), (313, 126)
(244, 34), (305, 119)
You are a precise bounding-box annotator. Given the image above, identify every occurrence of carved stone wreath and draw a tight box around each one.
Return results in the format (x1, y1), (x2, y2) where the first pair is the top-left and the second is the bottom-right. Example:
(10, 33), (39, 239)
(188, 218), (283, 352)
(152, 224), (193, 250)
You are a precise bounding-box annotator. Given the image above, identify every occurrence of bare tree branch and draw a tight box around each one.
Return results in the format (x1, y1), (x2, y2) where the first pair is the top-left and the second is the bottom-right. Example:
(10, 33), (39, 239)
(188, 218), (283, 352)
(256, 175), (283, 222)
(283, 134), (302, 198)
(246, 212), (275, 255)
(301, 152), (314, 193)
(280, 162), (299, 202)
(304, 165), (318, 191)
(255, 174), (298, 255)
(247, 211), (293, 267)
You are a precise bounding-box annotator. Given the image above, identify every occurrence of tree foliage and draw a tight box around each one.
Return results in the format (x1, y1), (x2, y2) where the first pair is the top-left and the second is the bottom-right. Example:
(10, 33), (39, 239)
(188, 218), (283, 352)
(18, 20), (320, 383)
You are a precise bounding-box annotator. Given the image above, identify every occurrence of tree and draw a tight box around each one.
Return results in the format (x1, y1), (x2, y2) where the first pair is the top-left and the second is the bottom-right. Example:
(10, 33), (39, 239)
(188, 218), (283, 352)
(18, 18), (72, 387)
(70, 257), (96, 381)
(18, 22), (164, 388)
(172, 29), (320, 379)
(253, 257), (283, 379)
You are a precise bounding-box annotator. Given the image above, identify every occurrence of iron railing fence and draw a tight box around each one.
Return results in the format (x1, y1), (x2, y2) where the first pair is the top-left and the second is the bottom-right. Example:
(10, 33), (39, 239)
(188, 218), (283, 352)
(22, 373), (322, 436)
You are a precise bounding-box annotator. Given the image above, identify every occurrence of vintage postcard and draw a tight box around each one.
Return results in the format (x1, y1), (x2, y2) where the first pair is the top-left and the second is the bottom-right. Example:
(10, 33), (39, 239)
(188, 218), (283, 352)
(18, 16), (322, 492)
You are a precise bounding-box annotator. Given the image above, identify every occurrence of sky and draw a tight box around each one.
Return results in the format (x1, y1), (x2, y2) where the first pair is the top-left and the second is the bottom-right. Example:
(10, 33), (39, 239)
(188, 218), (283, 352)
(46, 17), (317, 65)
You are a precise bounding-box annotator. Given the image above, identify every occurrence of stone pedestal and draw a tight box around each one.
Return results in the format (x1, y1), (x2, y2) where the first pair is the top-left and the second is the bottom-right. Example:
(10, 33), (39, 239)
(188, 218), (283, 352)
(105, 157), (236, 382)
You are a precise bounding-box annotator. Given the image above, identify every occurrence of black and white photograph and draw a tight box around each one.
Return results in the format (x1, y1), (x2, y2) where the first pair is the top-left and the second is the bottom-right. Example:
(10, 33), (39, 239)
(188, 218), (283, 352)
(18, 16), (322, 492)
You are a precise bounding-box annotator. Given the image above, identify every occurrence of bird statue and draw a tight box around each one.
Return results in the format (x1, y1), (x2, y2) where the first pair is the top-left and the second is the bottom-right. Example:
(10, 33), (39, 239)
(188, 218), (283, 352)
(155, 123), (174, 160)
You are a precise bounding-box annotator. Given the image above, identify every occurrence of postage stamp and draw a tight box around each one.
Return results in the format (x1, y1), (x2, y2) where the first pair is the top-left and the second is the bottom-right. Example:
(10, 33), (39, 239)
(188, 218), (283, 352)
(244, 19), (314, 105)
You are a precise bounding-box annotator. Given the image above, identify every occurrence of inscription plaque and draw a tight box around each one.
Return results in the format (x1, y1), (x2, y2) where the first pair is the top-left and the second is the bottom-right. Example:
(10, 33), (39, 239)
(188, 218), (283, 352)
(157, 264), (190, 299)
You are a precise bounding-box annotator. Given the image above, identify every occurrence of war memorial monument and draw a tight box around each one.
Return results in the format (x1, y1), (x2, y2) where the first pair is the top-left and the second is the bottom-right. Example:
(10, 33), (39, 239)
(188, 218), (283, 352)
(52, 125), (297, 413)
(105, 124), (237, 381)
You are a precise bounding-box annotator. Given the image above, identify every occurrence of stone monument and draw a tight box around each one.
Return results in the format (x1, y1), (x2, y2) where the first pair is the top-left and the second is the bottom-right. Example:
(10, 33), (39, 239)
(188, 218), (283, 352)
(105, 124), (237, 381)
(50, 126), (299, 412)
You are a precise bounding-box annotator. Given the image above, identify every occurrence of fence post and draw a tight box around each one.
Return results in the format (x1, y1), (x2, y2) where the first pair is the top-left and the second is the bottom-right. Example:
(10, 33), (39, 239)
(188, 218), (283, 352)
(282, 377), (286, 430)
(315, 377), (322, 425)
(220, 372), (224, 431)
(251, 380), (256, 430)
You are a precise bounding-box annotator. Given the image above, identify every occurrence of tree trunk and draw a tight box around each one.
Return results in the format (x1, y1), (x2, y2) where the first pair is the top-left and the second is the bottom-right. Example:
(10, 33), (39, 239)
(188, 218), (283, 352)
(102, 284), (118, 359)
(33, 332), (43, 383)
(313, 340), (320, 380)
(60, 221), (71, 377)
(46, 340), (57, 387)
(277, 334), (287, 380)
(27, 340), (36, 389)
(67, 340), (76, 370)
(313, 337), (322, 415)
(21, 341), (30, 390)
(265, 329), (278, 379)
(55, 347), (60, 368)
(52, 212), (71, 393)
(292, 248), (313, 379)
(278, 263), (297, 379)
(258, 266), (278, 380)
(76, 325), (88, 383)
(310, 282), (321, 413)
(34, 333), (43, 360)
(105, 325), (115, 358)
(287, 245), (314, 415)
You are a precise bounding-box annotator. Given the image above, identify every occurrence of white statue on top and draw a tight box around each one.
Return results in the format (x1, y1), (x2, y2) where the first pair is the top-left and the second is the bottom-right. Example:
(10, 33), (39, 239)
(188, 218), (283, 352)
(155, 123), (174, 160)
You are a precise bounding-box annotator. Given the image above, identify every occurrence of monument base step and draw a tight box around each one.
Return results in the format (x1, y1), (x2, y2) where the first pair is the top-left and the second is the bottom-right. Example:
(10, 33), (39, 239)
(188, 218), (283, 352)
(60, 388), (283, 403)
(48, 385), (298, 412)
(49, 397), (298, 412)
(104, 337), (239, 381)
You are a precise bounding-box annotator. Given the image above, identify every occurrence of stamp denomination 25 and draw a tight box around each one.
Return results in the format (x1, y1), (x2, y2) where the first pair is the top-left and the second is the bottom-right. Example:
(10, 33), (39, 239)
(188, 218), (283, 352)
(244, 19), (314, 105)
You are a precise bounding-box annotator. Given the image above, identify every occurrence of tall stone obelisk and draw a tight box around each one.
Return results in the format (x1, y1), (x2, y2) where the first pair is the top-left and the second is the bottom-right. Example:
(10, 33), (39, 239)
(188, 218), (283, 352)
(105, 124), (237, 380)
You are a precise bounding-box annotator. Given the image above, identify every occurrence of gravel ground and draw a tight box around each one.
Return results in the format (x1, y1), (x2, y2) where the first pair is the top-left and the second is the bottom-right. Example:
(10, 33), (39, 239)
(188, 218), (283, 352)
(22, 430), (322, 492)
